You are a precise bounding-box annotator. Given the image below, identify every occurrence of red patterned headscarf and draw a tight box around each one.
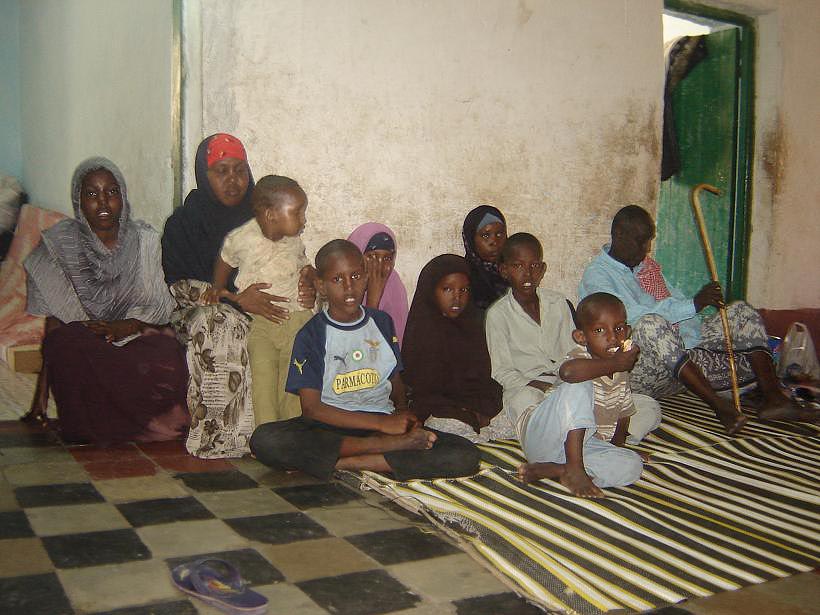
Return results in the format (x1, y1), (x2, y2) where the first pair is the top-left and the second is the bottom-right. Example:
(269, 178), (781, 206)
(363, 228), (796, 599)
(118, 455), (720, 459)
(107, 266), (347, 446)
(206, 133), (247, 168)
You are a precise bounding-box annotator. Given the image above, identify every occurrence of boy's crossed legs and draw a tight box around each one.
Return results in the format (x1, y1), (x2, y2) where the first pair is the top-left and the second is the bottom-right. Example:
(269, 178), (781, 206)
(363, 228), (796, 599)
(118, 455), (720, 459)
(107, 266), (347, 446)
(334, 425), (437, 473)
(250, 417), (480, 481)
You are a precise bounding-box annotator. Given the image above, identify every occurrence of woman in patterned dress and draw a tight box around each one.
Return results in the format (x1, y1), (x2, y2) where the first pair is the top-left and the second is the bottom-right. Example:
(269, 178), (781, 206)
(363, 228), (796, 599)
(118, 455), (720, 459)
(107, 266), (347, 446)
(162, 134), (314, 457)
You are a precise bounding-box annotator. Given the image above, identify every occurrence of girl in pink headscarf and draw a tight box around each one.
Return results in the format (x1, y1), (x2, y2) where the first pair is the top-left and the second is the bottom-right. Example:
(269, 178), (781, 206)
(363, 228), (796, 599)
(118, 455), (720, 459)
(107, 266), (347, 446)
(347, 223), (408, 346)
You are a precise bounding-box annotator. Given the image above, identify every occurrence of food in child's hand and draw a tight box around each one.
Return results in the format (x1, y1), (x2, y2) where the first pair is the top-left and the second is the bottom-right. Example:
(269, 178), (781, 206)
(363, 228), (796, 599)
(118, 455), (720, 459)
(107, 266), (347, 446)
(608, 339), (633, 353)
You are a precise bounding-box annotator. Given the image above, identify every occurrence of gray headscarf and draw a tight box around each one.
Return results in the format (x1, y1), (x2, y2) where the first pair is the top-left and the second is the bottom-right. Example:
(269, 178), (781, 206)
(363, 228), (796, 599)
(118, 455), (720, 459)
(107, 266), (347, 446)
(25, 157), (174, 324)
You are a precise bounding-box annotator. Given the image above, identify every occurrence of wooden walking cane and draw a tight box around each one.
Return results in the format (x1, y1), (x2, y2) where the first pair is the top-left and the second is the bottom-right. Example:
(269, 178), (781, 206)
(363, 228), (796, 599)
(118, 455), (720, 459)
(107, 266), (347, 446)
(690, 183), (743, 415)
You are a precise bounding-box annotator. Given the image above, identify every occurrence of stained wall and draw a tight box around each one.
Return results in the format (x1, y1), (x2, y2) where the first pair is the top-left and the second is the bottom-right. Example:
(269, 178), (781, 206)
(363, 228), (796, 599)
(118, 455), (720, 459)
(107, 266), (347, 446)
(196, 0), (664, 300)
(738, 0), (820, 308)
(13, 0), (817, 307)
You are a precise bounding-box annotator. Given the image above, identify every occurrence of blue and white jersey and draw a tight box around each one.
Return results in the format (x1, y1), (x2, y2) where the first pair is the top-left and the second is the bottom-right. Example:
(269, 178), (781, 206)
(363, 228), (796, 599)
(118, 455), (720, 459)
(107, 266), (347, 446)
(286, 307), (402, 414)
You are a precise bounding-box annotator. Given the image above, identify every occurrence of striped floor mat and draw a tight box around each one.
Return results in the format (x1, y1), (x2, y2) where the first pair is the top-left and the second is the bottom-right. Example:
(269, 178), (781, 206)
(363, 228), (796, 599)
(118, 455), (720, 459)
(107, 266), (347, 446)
(348, 395), (820, 614)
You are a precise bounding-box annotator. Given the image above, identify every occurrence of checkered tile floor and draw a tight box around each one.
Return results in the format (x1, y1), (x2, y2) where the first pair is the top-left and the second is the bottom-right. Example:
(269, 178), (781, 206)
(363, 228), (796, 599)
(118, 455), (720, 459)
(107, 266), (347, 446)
(0, 421), (542, 615)
(2, 420), (818, 615)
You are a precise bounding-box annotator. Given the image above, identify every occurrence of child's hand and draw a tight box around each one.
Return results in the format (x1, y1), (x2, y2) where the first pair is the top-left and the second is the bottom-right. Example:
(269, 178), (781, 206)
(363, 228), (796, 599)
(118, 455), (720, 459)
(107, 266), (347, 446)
(202, 287), (221, 305)
(608, 342), (640, 372)
(527, 380), (553, 393)
(394, 409), (421, 429)
(364, 253), (390, 306)
(379, 413), (416, 435)
(298, 266), (317, 309)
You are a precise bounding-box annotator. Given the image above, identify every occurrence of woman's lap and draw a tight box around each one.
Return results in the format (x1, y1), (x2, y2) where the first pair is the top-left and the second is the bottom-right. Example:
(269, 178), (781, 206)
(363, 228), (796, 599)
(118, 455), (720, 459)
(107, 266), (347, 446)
(172, 301), (254, 458)
(44, 322), (189, 446)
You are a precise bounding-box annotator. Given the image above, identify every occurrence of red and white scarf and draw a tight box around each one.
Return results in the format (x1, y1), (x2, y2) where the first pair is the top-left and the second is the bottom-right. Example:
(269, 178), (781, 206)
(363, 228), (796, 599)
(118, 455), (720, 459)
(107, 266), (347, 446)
(636, 257), (672, 300)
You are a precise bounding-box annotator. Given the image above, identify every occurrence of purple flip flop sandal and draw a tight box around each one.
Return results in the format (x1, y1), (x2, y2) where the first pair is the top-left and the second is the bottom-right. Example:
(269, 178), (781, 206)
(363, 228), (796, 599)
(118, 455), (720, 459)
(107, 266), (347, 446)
(171, 558), (268, 614)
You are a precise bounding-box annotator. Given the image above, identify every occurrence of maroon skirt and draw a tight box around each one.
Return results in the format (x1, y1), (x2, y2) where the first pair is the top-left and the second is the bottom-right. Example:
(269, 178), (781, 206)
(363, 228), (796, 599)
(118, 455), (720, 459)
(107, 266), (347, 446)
(43, 322), (190, 446)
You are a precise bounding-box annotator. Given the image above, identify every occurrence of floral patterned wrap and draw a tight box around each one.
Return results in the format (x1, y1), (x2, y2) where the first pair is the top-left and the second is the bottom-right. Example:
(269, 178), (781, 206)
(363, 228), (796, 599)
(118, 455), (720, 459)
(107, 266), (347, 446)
(170, 279), (255, 458)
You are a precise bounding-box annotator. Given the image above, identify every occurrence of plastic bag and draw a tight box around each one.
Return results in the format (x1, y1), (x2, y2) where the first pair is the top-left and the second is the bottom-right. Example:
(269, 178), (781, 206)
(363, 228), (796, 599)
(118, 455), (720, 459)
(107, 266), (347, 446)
(776, 322), (820, 380)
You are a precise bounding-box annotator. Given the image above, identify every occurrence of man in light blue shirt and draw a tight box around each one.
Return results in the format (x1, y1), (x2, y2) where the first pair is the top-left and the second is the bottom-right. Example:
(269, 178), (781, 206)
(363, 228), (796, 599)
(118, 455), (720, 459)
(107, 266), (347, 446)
(579, 205), (799, 435)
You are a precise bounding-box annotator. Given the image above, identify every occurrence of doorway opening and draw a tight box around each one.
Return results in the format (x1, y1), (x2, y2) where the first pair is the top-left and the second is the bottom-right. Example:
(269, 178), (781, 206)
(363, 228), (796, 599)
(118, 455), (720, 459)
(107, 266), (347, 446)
(655, 2), (755, 302)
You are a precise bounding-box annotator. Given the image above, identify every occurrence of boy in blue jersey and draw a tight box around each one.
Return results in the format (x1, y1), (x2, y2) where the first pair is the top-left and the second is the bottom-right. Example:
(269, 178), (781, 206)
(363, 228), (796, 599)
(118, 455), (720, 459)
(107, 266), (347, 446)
(250, 239), (480, 480)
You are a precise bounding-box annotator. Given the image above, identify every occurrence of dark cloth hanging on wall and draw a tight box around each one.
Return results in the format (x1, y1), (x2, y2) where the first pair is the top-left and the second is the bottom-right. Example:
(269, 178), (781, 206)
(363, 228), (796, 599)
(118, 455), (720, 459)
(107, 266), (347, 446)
(661, 35), (708, 180)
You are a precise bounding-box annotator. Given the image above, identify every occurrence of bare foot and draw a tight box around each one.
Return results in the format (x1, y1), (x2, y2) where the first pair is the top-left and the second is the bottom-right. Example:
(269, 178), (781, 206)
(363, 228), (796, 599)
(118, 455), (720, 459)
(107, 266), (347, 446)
(758, 394), (820, 422)
(638, 451), (651, 463)
(719, 412), (748, 436)
(518, 463), (605, 498)
(713, 398), (748, 436)
(385, 426), (436, 452)
(517, 462), (561, 484)
(560, 465), (605, 498)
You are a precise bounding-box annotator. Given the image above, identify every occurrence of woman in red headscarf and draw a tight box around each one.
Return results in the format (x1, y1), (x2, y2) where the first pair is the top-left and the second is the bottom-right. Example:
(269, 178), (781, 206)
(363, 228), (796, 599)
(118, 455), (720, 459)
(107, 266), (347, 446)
(162, 134), (314, 458)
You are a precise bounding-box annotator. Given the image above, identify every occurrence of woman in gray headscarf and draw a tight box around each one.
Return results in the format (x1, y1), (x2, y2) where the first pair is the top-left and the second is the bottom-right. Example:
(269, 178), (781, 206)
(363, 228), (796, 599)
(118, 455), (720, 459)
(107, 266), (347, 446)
(23, 157), (189, 446)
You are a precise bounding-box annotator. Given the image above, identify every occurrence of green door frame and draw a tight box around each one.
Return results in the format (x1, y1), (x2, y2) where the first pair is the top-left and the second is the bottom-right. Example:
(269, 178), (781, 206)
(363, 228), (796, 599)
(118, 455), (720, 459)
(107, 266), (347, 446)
(664, 0), (756, 301)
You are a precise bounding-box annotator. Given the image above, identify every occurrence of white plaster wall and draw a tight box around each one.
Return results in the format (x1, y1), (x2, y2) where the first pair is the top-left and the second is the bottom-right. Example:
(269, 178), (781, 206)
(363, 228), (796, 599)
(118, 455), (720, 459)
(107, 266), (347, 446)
(199, 0), (664, 301)
(769, 1), (820, 308)
(741, 0), (820, 308)
(19, 0), (176, 231)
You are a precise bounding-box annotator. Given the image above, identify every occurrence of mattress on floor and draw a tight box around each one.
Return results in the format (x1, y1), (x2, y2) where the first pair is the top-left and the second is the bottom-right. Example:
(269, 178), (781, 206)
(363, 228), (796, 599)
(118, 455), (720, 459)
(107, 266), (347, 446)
(343, 395), (820, 614)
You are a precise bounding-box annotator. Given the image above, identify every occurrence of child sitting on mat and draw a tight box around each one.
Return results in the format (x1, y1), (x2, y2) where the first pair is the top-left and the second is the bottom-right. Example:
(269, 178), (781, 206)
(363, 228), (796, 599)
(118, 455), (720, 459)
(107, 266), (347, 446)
(559, 292), (661, 446)
(402, 254), (509, 442)
(517, 292), (646, 498)
(249, 239), (480, 480)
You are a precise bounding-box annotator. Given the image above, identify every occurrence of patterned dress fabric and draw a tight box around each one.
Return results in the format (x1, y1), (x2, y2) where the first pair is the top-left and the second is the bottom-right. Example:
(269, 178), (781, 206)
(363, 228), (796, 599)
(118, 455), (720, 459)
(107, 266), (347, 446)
(631, 301), (768, 398)
(162, 134), (257, 458)
(170, 280), (254, 458)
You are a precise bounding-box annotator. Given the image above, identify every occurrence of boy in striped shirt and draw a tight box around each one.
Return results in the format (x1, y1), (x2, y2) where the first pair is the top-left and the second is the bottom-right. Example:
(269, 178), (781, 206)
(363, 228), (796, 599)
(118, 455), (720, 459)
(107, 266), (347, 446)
(559, 292), (660, 447)
(518, 292), (656, 498)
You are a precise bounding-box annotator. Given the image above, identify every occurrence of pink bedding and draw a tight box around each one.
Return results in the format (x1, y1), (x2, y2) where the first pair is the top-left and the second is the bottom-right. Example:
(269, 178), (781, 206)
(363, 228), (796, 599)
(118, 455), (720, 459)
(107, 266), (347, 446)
(0, 205), (68, 363)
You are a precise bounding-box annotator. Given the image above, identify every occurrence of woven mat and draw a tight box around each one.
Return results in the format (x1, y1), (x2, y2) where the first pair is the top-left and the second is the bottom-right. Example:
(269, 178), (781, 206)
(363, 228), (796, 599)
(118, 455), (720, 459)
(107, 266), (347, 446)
(345, 394), (820, 614)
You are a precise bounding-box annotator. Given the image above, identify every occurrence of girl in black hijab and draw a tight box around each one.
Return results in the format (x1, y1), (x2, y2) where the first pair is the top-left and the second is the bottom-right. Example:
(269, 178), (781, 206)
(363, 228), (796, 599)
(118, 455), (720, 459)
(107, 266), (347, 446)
(402, 255), (512, 442)
(462, 205), (509, 310)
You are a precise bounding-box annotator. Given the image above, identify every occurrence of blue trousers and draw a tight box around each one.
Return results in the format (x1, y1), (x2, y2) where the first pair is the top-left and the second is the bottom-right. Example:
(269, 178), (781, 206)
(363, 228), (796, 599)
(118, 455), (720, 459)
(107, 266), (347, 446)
(522, 381), (643, 488)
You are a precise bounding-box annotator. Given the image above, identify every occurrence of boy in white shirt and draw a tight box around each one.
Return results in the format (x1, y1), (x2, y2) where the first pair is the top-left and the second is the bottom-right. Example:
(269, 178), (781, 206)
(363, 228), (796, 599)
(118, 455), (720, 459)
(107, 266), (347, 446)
(558, 292), (661, 446)
(518, 291), (647, 498)
(485, 233), (576, 438)
(487, 234), (644, 498)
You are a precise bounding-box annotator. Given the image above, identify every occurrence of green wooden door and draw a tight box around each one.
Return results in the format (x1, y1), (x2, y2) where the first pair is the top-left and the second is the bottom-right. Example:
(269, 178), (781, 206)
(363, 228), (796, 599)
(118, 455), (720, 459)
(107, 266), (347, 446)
(655, 28), (740, 300)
